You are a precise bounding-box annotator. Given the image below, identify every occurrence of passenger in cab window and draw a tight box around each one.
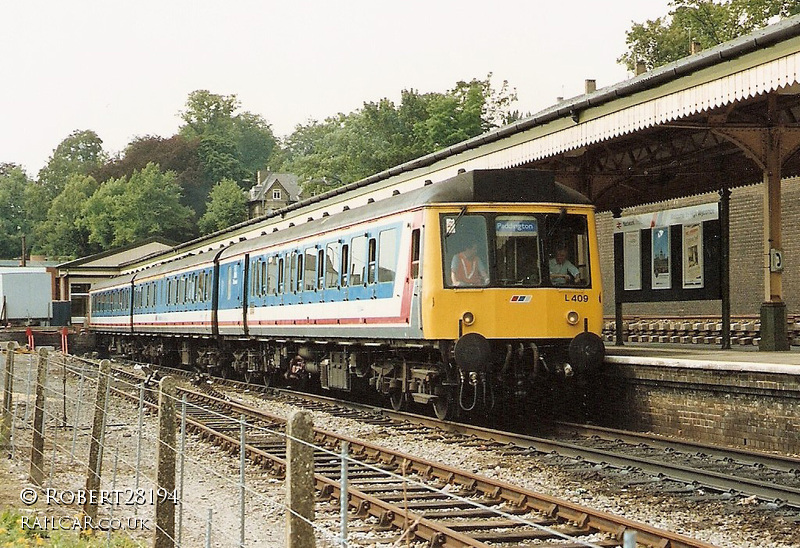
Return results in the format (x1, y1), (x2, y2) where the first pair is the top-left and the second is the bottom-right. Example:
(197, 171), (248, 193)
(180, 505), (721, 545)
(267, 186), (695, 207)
(450, 242), (489, 287)
(549, 247), (580, 286)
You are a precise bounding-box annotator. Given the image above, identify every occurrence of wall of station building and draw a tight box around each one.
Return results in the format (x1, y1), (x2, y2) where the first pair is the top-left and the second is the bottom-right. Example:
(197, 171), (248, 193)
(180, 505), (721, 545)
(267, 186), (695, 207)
(595, 177), (800, 318)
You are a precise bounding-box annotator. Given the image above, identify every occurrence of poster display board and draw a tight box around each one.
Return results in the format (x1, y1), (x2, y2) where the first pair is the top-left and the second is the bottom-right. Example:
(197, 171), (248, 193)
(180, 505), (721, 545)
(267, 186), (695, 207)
(682, 223), (703, 288)
(623, 231), (641, 290)
(613, 203), (720, 303)
(651, 227), (671, 289)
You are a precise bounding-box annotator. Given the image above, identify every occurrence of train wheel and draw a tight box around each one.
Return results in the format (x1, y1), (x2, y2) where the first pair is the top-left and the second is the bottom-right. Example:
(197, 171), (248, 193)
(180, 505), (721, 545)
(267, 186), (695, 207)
(243, 370), (256, 384)
(389, 389), (404, 412)
(432, 395), (452, 420)
(262, 372), (272, 388)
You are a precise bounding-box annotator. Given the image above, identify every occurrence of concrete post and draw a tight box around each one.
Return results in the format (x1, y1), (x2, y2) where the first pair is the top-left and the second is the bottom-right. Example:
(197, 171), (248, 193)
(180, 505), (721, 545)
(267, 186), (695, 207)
(83, 359), (111, 523)
(0, 342), (17, 451)
(286, 410), (315, 548)
(154, 376), (177, 548)
(29, 348), (49, 486)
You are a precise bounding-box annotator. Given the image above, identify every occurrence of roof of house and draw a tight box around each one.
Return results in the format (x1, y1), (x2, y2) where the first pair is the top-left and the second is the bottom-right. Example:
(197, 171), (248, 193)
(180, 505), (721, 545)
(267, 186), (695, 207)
(248, 172), (301, 203)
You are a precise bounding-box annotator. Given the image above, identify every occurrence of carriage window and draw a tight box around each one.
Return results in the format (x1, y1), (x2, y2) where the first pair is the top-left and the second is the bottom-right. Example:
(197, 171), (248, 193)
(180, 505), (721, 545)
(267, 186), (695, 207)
(295, 253), (304, 292)
(260, 261), (267, 295)
(317, 249), (325, 290)
(350, 236), (367, 286)
(410, 229), (421, 279)
(495, 216), (541, 287)
(341, 244), (349, 285)
(367, 238), (377, 284)
(278, 257), (285, 294)
(251, 261), (259, 297)
(544, 213), (591, 287)
(442, 214), (489, 288)
(287, 254), (296, 293)
(304, 248), (317, 291)
(267, 257), (277, 294)
(325, 243), (341, 289)
(378, 229), (397, 283)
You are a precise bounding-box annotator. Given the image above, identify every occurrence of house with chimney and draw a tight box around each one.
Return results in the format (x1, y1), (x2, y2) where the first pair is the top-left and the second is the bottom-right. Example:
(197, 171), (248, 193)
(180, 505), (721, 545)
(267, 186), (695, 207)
(247, 171), (302, 218)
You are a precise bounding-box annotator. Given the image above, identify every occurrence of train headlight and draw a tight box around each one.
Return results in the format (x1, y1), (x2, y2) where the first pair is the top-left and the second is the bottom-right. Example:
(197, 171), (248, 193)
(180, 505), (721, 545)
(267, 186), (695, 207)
(566, 310), (580, 325)
(462, 311), (475, 326)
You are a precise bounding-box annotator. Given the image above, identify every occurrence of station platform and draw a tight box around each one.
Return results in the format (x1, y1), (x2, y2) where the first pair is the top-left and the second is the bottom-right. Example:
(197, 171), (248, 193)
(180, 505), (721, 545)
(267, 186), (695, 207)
(598, 343), (800, 454)
(605, 342), (800, 374)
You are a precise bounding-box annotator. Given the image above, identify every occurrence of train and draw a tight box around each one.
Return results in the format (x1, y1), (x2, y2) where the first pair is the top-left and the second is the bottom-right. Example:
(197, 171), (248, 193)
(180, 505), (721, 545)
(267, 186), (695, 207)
(88, 169), (605, 419)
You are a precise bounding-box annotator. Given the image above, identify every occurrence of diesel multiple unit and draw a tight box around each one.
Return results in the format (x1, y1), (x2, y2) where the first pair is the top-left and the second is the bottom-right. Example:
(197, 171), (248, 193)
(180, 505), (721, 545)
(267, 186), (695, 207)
(89, 169), (605, 419)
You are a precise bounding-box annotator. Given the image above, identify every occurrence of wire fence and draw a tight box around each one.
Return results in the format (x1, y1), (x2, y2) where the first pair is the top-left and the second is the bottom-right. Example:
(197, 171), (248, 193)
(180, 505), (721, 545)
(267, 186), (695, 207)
(0, 343), (624, 548)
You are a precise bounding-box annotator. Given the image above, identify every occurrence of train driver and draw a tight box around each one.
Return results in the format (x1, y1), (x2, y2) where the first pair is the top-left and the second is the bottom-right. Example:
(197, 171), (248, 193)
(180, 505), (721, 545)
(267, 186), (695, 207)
(549, 247), (580, 286)
(450, 242), (489, 286)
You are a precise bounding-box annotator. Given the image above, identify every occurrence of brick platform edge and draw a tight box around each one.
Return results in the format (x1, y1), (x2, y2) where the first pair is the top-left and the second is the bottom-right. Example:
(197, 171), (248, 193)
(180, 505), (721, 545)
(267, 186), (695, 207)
(598, 361), (800, 454)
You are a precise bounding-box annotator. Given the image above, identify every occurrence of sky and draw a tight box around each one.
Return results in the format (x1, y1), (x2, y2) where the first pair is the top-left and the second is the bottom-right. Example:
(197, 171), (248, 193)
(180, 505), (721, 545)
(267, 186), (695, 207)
(0, 0), (673, 177)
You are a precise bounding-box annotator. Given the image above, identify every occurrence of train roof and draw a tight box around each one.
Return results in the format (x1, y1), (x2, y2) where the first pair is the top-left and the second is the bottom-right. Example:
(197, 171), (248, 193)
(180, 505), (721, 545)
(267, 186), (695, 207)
(90, 169), (593, 282)
(90, 248), (218, 291)
(220, 169), (591, 259)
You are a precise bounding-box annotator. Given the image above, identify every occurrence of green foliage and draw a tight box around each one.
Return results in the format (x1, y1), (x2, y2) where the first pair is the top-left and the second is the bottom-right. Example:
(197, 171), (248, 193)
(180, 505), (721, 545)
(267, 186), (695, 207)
(37, 130), (106, 202)
(82, 163), (192, 248)
(36, 174), (100, 258)
(179, 90), (240, 139)
(619, 0), (800, 71)
(197, 135), (248, 187)
(0, 166), (36, 258)
(198, 178), (248, 234)
(12, 78), (521, 257)
(276, 75), (518, 188)
(92, 135), (208, 227)
(81, 175), (127, 249)
(179, 90), (277, 182)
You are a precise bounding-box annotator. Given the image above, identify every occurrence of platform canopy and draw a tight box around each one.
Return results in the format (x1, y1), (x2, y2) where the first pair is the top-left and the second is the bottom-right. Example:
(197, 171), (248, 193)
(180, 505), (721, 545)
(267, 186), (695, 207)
(447, 17), (800, 213)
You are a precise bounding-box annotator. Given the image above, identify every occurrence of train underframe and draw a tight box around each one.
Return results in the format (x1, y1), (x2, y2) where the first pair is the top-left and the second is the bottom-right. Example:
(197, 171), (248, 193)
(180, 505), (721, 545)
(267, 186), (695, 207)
(99, 332), (598, 420)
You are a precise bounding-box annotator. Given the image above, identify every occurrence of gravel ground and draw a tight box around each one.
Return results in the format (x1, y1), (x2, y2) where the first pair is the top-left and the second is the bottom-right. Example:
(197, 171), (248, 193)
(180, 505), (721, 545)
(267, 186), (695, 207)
(2, 352), (798, 547)
(228, 389), (800, 548)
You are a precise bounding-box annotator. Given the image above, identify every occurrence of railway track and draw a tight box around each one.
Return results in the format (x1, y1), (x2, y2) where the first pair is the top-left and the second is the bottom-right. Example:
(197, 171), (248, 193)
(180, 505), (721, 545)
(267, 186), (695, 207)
(81, 359), (719, 548)
(275, 390), (800, 511)
(93, 358), (800, 508)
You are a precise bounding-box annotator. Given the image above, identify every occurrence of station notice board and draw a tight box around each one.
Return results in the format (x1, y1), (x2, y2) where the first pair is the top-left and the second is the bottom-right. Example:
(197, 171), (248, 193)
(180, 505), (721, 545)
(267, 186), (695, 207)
(613, 203), (722, 303)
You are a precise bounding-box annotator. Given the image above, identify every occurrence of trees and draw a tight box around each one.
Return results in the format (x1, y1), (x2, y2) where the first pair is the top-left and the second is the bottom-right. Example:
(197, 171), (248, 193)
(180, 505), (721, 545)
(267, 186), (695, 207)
(619, 0), (800, 71)
(92, 135), (208, 225)
(12, 79), (521, 257)
(0, 167), (36, 259)
(276, 75), (519, 189)
(179, 90), (277, 184)
(36, 174), (100, 258)
(198, 178), (248, 235)
(82, 163), (193, 248)
(37, 129), (106, 201)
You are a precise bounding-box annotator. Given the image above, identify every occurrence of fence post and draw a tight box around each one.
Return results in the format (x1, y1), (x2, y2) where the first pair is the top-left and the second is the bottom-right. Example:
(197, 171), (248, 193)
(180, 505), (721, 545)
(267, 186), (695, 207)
(286, 410), (315, 548)
(29, 348), (49, 486)
(0, 341), (16, 451)
(155, 376), (176, 548)
(239, 414), (246, 548)
(83, 359), (111, 524)
(340, 441), (349, 548)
